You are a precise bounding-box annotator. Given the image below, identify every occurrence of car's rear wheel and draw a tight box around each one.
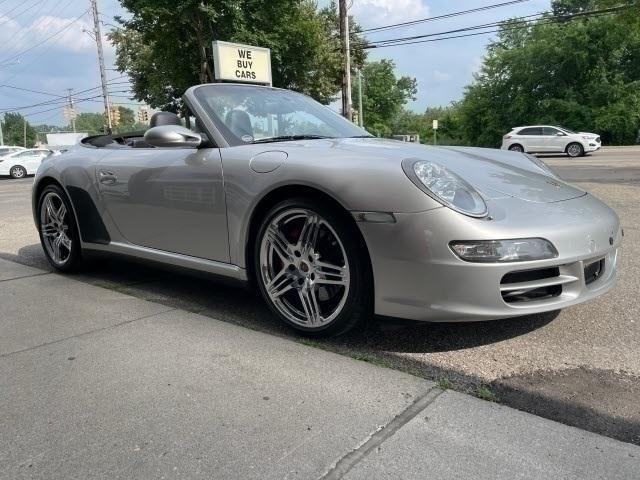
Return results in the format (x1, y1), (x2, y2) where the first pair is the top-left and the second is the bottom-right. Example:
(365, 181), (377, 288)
(10, 165), (26, 179)
(566, 142), (584, 158)
(508, 144), (524, 153)
(37, 185), (83, 272)
(254, 197), (371, 336)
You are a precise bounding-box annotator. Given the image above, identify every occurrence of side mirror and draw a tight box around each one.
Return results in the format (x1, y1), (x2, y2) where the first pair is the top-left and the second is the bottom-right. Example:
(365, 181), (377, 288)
(144, 125), (202, 148)
(556, 132), (565, 136)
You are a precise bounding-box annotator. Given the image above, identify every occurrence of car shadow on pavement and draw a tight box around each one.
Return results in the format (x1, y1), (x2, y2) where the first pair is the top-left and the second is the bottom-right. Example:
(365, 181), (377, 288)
(0, 243), (558, 352)
(3, 244), (638, 446)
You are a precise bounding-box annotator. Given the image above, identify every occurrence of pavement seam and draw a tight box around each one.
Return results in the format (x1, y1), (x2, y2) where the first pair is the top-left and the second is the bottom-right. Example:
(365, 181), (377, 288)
(320, 386), (444, 480)
(0, 272), (52, 283)
(0, 307), (176, 359)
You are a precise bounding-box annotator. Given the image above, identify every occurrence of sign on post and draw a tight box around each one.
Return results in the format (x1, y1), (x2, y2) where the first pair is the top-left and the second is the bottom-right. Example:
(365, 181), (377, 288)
(432, 119), (439, 130)
(212, 41), (272, 86)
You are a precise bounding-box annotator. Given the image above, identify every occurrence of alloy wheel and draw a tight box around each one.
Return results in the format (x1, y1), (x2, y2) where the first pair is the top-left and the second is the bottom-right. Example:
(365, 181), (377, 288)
(509, 145), (524, 152)
(259, 208), (350, 328)
(10, 166), (25, 178)
(40, 192), (73, 266)
(567, 144), (582, 157)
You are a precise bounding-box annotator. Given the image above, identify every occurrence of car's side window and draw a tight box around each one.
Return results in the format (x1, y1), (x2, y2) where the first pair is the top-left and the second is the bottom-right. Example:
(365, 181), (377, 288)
(543, 127), (562, 136)
(518, 127), (542, 136)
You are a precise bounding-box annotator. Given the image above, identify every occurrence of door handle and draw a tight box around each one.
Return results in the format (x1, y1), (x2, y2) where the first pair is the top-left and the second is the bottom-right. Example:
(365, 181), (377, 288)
(98, 170), (117, 185)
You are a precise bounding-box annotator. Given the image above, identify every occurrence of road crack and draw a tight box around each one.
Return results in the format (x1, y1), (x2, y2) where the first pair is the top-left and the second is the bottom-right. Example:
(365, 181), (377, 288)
(320, 386), (443, 479)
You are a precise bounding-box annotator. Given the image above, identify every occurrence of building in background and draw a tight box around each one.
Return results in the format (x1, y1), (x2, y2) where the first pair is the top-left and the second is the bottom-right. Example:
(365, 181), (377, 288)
(45, 133), (88, 149)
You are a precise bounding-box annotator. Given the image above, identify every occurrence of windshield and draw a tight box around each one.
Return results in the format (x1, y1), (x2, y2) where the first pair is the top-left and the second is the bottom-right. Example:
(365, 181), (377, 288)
(559, 126), (577, 134)
(193, 84), (370, 146)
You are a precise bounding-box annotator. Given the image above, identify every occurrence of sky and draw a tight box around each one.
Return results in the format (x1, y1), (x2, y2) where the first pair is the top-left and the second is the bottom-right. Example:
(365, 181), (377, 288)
(0, 0), (550, 126)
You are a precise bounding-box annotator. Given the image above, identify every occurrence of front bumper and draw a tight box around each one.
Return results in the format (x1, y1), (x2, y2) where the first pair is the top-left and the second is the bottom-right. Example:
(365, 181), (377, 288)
(585, 142), (601, 152)
(358, 194), (621, 322)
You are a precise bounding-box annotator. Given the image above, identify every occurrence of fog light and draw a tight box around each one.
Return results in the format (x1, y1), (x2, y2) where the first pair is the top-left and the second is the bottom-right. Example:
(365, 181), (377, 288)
(449, 238), (558, 263)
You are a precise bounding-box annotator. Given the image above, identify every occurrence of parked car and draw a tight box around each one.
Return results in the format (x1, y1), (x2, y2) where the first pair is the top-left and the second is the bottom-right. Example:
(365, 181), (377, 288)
(32, 84), (621, 336)
(0, 145), (25, 158)
(501, 125), (601, 157)
(0, 148), (52, 178)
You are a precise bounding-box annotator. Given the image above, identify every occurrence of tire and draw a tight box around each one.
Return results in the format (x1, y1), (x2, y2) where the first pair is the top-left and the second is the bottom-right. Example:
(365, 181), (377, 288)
(254, 197), (372, 337)
(566, 142), (584, 158)
(37, 184), (83, 272)
(9, 165), (26, 179)
(508, 144), (524, 153)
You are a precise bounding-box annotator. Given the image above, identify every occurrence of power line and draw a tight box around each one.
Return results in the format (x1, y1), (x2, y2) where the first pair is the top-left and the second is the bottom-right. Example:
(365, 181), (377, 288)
(0, 0), (76, 82)
(22, 94), (103, 117)
(361, 4), (636, 49)
(0, 0), (67, 48)
(0, 0), (41, 19)
(365, 13), (543, 47)
(0, 83), (66, 98)
(0, 8), (88, 65)
(362, 0), (532, 33)
(0, 79), (130, 112)
(0, 0), (46, 28)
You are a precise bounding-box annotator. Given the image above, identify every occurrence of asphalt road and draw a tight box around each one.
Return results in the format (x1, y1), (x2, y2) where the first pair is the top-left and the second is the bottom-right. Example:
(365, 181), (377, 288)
(1, 146), (638, 445)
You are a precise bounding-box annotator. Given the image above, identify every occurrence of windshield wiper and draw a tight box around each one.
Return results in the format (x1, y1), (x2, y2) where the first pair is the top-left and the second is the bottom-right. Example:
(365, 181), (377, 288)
(251, 135), (332, 144)
(348, 135), (374, 138)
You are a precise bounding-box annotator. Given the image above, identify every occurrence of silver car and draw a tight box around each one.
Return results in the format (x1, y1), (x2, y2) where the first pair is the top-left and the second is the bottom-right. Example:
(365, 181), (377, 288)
(501, 125), (601, 157)
(32, 84), (621, 336)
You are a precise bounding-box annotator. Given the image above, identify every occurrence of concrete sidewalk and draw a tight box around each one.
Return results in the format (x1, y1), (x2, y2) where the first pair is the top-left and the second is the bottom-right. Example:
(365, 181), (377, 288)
(0, 258), (638, 479)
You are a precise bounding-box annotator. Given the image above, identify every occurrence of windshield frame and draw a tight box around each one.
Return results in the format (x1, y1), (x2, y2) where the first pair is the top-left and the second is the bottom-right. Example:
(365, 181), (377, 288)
(190, 83), (370, 147)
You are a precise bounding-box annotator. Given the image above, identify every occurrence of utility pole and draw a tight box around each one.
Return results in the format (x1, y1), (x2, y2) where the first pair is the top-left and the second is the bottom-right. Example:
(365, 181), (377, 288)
(357, 69), (364, 128)
(67, 88), (76, 133)
(23, 118), (27, 147)
(90, 0), (112, 134)
(339, 0), (352, 121)
(0, 115), (4, 146)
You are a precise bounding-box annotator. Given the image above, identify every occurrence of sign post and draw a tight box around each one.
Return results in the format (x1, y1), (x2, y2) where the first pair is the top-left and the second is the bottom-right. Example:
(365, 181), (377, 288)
(212, 41), (272, 86)
(432, 119), (439, 146)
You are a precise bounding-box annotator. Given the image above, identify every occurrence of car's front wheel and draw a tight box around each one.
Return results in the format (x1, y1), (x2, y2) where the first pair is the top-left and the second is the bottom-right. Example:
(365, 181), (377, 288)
(254, 198), (371, 336)
(10, 165), (26, 179)
(566, 142), (584, 158)
(37, 184), (83, 272)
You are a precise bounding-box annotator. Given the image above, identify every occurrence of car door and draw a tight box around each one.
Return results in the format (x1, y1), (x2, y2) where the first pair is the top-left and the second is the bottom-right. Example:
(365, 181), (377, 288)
(541, 127), (566, 152)
(96, 146), (230, 262)
(12, 151), (38, 172)
(514, 127), (542, 151)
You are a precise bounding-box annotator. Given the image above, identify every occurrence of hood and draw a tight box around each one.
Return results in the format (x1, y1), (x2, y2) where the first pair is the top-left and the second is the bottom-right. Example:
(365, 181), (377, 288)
(322, 138), (586, 204)
(578, 132), (599, 138)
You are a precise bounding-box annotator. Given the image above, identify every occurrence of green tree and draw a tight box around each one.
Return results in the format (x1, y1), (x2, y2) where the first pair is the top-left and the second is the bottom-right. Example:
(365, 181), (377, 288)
(353, 59), (417, 136)
(113, 106), (136, 133)
(109, 0), (368, 110)
(1, 112), (37, 147)
(73, 112), (107, 134)
(391, 106), (464, 145)
(457, 1), (640, 146)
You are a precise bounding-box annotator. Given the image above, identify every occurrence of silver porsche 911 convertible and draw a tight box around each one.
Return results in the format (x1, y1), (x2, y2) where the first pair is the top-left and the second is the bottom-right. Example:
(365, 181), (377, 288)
(32, 83), (621, 336)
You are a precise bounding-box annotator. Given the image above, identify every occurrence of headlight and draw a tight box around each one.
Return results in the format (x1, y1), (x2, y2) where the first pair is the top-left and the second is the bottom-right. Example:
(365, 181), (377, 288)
(449, 238), (558, 263)
(402, 160), (487, 217)
(523, 153), (558, 178)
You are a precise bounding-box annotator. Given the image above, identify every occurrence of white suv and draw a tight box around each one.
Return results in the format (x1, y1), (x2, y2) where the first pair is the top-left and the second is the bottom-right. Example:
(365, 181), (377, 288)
(501, 125), (601, 157)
